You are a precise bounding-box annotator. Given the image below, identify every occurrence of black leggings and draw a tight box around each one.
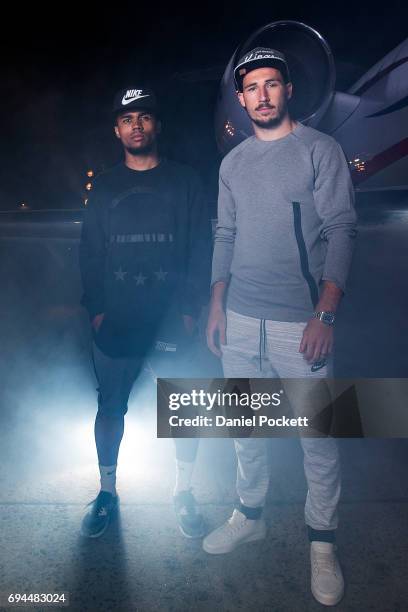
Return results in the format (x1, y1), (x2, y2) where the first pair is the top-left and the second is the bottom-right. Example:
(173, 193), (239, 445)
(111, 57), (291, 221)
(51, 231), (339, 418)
(92, 342), (200, 465)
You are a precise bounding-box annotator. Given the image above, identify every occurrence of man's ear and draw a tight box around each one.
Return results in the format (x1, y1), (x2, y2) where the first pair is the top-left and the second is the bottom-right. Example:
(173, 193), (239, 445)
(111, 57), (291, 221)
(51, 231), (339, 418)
(114, 125), (120, 139)
(237, 91), (246, 109)
(286, 82), (293, 100)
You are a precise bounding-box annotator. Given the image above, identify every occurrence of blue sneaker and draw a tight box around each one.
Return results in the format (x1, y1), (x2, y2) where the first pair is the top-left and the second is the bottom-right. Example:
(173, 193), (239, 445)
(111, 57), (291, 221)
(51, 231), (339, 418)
(174, 489), (206, 539)
(81, 491), (118, 538)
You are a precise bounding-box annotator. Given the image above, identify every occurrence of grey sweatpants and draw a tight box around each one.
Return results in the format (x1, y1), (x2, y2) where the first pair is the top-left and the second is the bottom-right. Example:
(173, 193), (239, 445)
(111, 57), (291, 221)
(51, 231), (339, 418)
(222, 309), (341, 531)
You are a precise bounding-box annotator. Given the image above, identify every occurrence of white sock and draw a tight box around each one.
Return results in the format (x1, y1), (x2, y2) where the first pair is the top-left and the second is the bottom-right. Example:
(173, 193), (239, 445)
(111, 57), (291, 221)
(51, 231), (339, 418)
(99, 464), (117, 496)
(174, 459), (194, 495)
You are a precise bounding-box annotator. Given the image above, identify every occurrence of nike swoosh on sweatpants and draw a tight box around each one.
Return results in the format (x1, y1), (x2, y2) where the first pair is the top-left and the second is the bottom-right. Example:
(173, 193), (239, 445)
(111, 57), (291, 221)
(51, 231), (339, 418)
(311, 359), (327, 372)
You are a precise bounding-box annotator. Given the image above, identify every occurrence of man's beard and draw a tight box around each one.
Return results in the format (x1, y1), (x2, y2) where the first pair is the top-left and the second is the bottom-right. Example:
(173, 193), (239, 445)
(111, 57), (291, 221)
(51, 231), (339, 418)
(251, 98), (288, 130)
(125, 142), (154, 156)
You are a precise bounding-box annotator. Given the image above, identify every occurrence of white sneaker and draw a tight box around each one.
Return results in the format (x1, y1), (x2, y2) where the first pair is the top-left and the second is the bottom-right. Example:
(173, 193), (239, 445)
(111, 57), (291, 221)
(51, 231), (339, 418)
(310, 541), (344, 606)
(203, 509), (266, 554)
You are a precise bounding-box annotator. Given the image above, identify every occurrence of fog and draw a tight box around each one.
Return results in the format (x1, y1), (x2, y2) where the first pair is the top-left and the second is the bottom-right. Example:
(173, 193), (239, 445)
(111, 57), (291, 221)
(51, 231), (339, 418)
(0, 196), (407, 609)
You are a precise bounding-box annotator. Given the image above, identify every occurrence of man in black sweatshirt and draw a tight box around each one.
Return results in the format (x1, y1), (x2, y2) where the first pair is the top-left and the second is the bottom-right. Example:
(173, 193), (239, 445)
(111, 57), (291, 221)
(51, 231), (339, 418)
(79, 87), (211, 539)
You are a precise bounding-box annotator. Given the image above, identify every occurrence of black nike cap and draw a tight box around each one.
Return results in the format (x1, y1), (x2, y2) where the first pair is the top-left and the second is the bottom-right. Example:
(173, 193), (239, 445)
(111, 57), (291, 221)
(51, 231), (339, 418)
(112, 87), (158, 115)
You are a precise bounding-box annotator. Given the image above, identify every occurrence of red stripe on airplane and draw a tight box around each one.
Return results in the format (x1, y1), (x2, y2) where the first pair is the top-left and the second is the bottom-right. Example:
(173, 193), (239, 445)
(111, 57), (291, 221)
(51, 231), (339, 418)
(351, 138), (408, 185)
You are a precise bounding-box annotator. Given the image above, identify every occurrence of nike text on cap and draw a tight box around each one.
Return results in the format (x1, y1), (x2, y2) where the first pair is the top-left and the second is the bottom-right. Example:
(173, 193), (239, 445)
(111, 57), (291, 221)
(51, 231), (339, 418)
(234, 47), (290, 91)
(112, 87), (158, 114)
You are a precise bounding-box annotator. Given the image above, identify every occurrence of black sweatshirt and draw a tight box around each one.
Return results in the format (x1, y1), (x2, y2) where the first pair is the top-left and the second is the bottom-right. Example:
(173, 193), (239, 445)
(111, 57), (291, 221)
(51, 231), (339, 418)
(79, 160), (211, 357)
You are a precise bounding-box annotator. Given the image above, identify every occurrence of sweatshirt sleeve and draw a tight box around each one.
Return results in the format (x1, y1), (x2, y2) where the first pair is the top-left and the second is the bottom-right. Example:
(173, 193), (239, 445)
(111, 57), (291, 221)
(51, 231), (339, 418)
(312, 139), (357, 292)
(78, 186), (107, 320)
(211, 163), (236, 287)
(180, 171), (212, 317)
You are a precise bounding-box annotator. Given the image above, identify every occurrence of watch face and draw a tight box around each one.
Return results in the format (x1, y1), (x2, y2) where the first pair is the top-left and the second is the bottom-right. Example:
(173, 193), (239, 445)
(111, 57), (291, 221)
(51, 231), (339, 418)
(321, 312), (335, 324)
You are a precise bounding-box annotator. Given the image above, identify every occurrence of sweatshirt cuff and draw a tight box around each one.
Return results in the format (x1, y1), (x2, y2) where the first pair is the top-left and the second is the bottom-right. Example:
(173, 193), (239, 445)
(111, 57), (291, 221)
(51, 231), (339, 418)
(320, 275), (346, 294)
(180, 295), (201, 319)
(210, 275), (230, 288)
(80, 295), (104, 321)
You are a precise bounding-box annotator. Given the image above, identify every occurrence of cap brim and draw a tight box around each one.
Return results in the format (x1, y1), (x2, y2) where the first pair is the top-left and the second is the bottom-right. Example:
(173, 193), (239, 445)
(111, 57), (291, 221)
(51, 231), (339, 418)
(234, 59), (290, 90)
(113, 101), (157, 114)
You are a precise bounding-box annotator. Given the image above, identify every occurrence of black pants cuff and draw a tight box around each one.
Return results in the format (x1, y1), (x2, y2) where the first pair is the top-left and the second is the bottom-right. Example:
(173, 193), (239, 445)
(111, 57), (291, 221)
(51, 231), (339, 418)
(238, 503), (263, 520)
(307, 526), (336, 543)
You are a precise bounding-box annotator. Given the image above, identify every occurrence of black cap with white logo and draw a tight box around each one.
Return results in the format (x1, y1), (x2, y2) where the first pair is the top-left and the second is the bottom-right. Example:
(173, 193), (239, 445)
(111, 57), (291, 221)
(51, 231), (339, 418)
(113, 87), (158, 114)
(234, 47), (290, 91)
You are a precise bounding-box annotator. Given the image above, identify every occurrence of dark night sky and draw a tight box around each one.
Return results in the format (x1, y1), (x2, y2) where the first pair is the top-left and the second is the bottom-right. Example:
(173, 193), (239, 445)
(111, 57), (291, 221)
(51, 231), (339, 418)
(0, 1), (406, 210)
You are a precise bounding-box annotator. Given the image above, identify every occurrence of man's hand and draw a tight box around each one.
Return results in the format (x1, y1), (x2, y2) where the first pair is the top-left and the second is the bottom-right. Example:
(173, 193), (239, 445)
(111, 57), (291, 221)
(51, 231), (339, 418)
(206, 306), (226, 358)
(92, 313), (105, 333)
(299, 280), (341, 363)
(182, 314), (196, 336)
(299, 318), (334, 363)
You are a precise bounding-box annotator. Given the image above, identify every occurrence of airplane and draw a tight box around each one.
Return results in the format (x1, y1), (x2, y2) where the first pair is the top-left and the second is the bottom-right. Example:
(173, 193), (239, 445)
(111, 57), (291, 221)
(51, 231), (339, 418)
(215, 20), (408, 191)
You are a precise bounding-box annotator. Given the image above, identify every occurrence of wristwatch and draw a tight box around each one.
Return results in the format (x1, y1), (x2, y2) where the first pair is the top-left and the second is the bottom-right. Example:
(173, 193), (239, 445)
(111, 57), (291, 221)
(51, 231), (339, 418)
(313, 311), (336, 326)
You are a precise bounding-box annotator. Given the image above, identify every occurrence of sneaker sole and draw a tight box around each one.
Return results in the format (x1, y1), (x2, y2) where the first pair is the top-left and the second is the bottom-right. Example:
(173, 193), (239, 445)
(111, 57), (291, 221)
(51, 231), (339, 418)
(80, 517), (110, 539)
(178, 523), (207, 539)
(203, 526), (266, 554)
(311, 581), (344, 607)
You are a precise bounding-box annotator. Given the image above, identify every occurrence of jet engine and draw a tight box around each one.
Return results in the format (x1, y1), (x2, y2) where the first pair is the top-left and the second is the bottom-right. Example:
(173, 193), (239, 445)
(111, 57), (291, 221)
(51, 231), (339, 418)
(215, 20), (336, 154)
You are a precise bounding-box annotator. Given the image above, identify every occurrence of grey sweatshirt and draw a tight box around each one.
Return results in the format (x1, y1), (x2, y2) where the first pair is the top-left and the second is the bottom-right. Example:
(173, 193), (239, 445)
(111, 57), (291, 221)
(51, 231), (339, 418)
(211, 123), (357, 322)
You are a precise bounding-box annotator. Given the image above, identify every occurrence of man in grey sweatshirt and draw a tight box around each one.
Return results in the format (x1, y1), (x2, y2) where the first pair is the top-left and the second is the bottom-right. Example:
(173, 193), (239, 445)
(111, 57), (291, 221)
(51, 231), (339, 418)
(204, 47), (357, 607)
